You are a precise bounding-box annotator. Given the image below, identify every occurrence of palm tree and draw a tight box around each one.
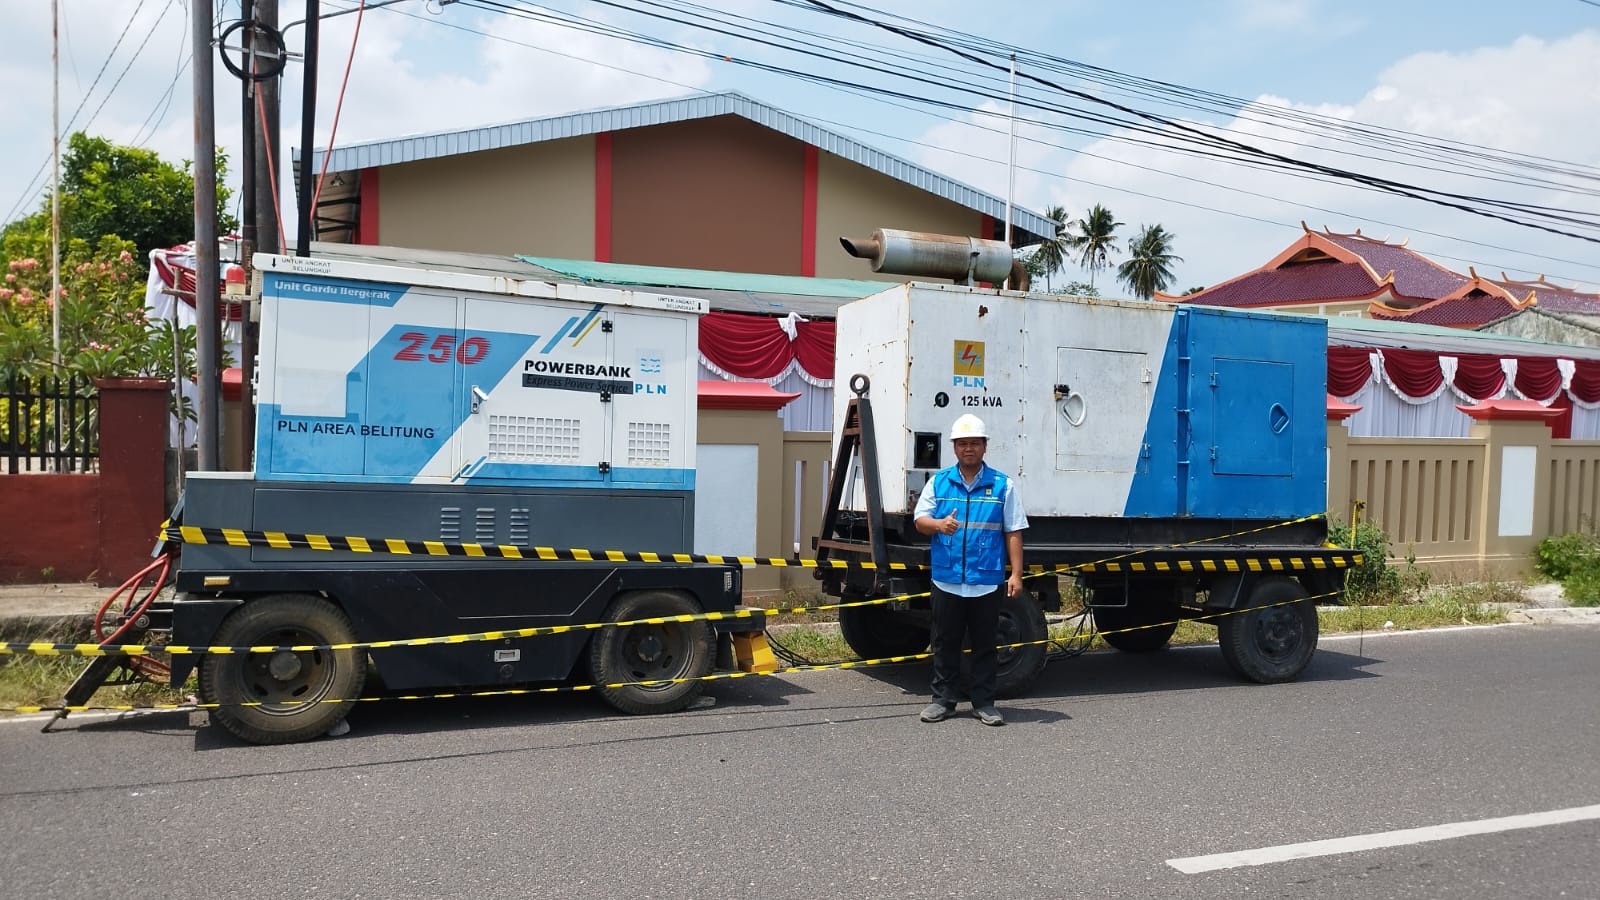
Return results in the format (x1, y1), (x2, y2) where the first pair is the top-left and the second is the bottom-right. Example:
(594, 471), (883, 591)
(1117, 224), (1183, 300)
(1067, 204), (1121, 289)
(1024, 205), (1073, 291)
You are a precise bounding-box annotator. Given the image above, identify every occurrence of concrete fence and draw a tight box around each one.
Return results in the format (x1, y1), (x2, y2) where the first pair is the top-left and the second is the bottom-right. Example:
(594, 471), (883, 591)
(752, 403), (1600, 589)
(1328, 401), (1594, 578)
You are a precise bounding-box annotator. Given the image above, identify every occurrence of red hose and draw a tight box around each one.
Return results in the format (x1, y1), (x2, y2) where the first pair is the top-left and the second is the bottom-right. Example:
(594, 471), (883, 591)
(93, 554), (175, 681)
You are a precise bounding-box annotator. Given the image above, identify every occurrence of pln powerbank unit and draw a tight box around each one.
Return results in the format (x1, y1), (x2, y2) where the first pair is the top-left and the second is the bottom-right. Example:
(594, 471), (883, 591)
(816, 282), (1357, 693)
(163, 252), (755, 744)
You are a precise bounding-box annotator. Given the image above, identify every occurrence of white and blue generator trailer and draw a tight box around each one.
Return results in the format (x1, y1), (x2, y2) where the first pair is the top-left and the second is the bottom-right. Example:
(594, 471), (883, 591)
(814, 282), (1359, 693)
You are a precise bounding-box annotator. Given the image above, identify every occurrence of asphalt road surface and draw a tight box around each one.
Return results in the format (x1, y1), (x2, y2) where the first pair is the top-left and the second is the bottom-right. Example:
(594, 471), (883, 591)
(2, 622), (1596, 899)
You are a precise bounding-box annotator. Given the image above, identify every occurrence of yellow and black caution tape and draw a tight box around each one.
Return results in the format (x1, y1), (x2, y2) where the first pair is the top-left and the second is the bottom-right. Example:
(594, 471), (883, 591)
(0, 534), (1363, 656)
(0, 594), (895, 658)
(158, 525), (924, 570)
(1, 590), (1336, 715)
(0, 512), (1356, 659)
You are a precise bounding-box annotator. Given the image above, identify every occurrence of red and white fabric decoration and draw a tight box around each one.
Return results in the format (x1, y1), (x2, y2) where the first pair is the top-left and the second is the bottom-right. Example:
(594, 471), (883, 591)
(697, 311), (835, 388)
(1329, 345), (1600, 440)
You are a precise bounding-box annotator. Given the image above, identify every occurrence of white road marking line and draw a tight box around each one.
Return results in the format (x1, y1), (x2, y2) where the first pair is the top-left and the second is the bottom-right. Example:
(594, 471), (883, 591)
(1168, 804), (1600, 874)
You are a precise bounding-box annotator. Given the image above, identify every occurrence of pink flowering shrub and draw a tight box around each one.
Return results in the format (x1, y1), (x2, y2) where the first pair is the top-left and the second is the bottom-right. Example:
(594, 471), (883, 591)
(0, 234), (160, 380)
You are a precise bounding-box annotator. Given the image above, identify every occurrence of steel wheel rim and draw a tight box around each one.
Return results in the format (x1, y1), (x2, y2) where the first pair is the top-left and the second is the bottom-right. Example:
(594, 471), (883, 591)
(239, 626), (338, 716)
(1252, 606), (1304, 662)
(617, 623), (693, 691)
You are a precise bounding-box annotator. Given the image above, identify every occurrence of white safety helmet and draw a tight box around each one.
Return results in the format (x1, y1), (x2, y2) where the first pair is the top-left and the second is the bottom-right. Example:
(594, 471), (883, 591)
(949, 414), (988, 440)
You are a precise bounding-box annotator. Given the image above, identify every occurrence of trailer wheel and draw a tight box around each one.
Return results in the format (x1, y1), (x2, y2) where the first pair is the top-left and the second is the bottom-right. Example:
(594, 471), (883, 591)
(198, 594), (366, 745)
(838, 601), (930, 659)
(1217, 576), (1317, 684)
(587, 591), (714, 715)
(989, 590), (1048, 698)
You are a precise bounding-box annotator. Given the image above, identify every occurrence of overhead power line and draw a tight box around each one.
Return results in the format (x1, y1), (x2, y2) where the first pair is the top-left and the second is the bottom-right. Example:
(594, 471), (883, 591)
(462, 0), (1600, 241)
(783, 0), (1600, 242)
(341, 0), (1600, 283)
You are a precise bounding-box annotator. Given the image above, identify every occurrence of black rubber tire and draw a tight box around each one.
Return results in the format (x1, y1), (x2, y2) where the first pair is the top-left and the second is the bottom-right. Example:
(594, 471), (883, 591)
(587, 591), (714, 715)
(838, 601), (930, 659)
(989, 589), (1048, 698)
(1091, 583), (1180, 653)
(198, 594), (366, 745)
(1217, 576), (1317, 683)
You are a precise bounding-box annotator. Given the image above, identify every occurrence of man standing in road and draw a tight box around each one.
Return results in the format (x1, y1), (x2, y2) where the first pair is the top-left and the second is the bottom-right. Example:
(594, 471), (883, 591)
(912, 413), (1028, 726)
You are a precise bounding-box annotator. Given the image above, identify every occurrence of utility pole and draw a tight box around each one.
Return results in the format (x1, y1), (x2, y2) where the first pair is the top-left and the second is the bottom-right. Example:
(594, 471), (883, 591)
(256, 0), (281, 255)
(239, 0), (258, 468)
(51, 0), (61, 367)
(193, 0), (221, 469)
(1005, 52), (1017, 249)
(296, 0), (319, 257)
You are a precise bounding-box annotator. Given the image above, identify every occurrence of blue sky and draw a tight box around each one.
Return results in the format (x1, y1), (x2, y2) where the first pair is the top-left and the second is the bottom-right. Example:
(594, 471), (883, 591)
(4, 0), (1598, 294)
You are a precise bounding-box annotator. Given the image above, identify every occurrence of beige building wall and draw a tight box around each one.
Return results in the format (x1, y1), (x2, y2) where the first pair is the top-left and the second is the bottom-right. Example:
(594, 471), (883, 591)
(376, 137), (596, 258)
(813, 153), (985, 281)
(698, 407), (788, 593)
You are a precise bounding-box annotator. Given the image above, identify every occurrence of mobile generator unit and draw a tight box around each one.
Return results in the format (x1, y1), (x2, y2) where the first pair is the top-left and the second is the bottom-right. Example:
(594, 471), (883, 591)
(82, 252), (773, 744)
(815, 282), (1360, 694)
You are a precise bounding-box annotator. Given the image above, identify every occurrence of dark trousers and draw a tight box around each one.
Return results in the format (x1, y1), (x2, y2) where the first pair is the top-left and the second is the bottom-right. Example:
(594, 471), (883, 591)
(929, 584), (1000, 709)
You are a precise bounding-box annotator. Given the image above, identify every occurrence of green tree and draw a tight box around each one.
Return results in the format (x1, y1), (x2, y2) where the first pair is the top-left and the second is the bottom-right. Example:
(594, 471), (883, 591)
(1066, 203), (1121, 289)
(1058, 280), (1099, 298)
(2, 132), (235, 261)
(1023, 204), (1073, 291)
(1117, 224), (1182, 300)
(0, 134), (233, 382)
(1184, 286), (1205, 295)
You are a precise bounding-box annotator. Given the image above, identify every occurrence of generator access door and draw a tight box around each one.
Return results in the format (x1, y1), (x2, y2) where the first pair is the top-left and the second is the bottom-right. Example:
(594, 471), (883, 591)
(454, 297), (614, 486)
(1054, 346), (1152, 475)
(1210, 357), (1295, 477)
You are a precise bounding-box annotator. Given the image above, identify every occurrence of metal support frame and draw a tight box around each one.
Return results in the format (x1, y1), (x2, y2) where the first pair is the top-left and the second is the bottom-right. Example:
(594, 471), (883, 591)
(813, 374), (890, 593)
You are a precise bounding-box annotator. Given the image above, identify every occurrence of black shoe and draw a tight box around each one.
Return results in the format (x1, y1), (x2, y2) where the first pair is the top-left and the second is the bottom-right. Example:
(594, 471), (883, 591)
(919, 702), (955, 722)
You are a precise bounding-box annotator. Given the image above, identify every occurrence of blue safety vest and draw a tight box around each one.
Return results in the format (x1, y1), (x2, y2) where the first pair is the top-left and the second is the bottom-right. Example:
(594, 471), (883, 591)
(927, 464), (1009, 586)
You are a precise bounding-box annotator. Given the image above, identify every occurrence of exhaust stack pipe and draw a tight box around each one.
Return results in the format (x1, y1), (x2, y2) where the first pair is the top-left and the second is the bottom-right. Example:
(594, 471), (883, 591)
(840, 228), (1028, 292)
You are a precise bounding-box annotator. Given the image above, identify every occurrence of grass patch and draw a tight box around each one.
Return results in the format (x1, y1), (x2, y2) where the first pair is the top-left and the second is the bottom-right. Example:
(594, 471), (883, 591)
(0, 655), (193, 715)
(0, 614), (192, 716)
(766, 625), (854, 663)
(745, 589), (842, 626)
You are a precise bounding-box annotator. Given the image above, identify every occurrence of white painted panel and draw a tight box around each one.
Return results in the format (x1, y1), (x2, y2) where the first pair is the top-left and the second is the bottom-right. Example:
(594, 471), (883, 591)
(1497, 445), (1536, 536)
(835, 285), (911, 513)
(833, 284), (1176, 518)
(695, 444), (758, 555)
(269, 298), (371, 416)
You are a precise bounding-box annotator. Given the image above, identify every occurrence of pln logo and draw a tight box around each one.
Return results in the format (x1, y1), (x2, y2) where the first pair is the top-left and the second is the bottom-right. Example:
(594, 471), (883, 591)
(952, 340), (985, 388)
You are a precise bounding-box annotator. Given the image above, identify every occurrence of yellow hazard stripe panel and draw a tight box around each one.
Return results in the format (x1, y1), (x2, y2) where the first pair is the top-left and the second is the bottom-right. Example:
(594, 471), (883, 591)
(153, 512), (1343, 576)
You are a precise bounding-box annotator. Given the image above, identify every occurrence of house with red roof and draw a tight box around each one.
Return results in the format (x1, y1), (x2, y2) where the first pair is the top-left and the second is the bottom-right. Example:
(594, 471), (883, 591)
(1156, 223), (1600, 329)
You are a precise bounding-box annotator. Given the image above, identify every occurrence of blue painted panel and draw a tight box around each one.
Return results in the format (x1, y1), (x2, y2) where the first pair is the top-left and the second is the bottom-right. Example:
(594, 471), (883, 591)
(1185, 309), (1327, 519)
(359, 326), (537, 477)
(264, 273), (407, 306)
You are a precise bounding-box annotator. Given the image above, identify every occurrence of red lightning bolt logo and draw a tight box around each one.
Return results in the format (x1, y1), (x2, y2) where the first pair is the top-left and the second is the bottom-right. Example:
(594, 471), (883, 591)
(960, 344), (979, 365)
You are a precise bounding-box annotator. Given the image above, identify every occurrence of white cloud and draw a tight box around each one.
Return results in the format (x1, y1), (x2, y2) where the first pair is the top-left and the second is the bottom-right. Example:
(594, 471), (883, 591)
(0, 3), (713, 241)
(1232, 0), (1320, 31)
